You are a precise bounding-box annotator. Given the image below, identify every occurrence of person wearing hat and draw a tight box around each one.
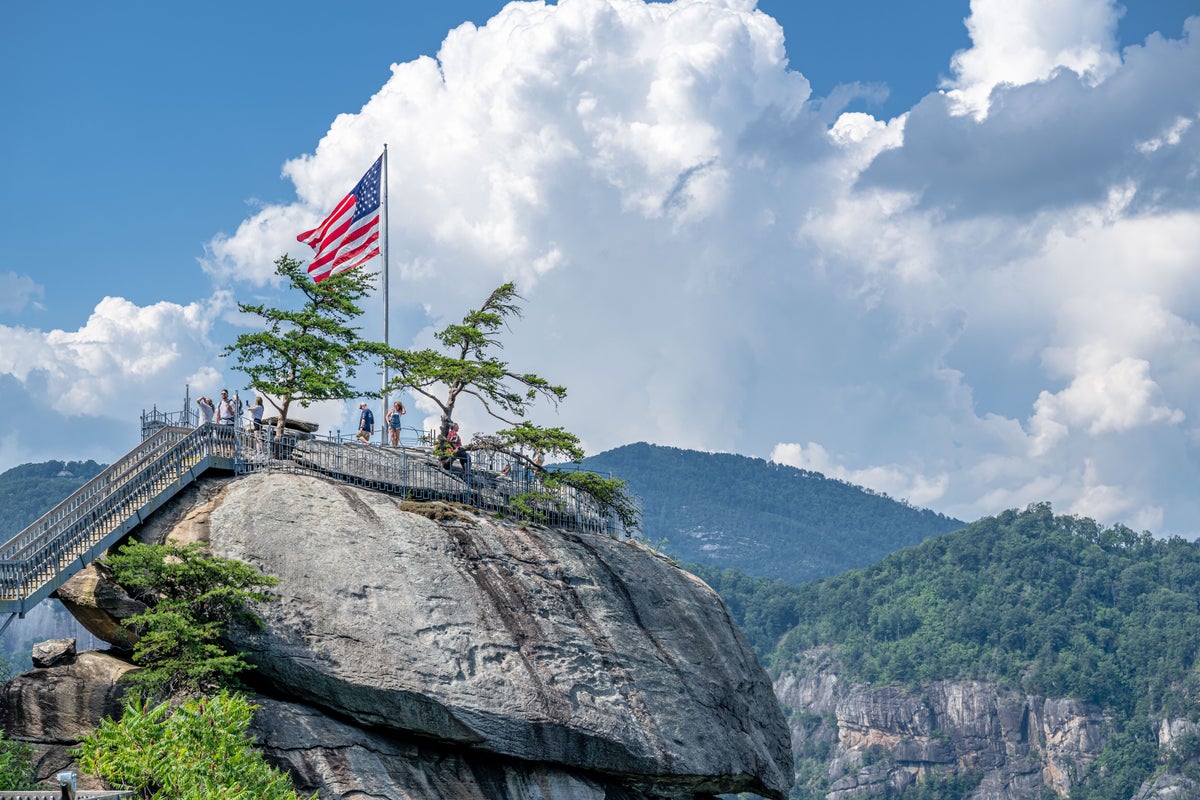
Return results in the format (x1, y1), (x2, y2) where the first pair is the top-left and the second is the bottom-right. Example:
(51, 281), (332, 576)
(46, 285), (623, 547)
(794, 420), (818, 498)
(356, 402), (375, 443)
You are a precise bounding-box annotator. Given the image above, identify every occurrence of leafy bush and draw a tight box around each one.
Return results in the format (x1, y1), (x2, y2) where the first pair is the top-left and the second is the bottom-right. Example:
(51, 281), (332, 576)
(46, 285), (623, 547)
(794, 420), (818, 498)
(102, 541), (278, 698)
(0, 730), (37, 790)
(74, 690), (306, 800)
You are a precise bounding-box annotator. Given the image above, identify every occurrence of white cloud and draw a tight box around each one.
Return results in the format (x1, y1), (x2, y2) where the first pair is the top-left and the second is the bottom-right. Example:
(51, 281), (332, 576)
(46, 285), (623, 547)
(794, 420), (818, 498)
(0, 293), (230, 420)
(0, 272), (44, 314)
(771, 442), (950, 507)
(167, 0), (1200, 538)
(1029, 354), (1184, 455)
(1136, 114), (1195, 154)
(943, 0), (1122, 118)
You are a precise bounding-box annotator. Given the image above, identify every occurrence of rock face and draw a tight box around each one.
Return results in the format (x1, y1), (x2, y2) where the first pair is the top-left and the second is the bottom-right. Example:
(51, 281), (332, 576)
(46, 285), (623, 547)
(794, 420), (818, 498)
(53, 565), (146, 649)
(207, 472), (791, 799)
(775, 660), (1116, 799)
(7, 472), (791, 799)
(0, 649), (135, 787)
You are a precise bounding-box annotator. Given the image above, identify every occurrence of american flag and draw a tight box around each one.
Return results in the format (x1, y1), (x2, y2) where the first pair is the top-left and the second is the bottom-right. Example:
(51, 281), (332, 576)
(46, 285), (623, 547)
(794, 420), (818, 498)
(297, 155), (383, 282)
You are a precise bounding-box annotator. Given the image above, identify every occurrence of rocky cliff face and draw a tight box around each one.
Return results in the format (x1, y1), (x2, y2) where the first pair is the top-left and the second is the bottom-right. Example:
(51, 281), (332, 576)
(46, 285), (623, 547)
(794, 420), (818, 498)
(774, 651), (1197, 800)
(3, 472), (793, 800)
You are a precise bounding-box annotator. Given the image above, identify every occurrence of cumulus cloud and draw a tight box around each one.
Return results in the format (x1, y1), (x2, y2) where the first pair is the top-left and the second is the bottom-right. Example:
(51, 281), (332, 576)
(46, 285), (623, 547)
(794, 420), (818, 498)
(184, 0), (1200, 537)
(0, 272), (44, 314)
(771, 441), (949, 507)
(942, 0), (1122, 118)
(0, 292), (230, 420)
(863, 17), (1200, 218)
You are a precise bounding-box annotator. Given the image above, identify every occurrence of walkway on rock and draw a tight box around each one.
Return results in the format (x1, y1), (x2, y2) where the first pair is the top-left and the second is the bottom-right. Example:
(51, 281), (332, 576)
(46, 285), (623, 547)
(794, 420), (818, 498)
(0, 424), (618, 625)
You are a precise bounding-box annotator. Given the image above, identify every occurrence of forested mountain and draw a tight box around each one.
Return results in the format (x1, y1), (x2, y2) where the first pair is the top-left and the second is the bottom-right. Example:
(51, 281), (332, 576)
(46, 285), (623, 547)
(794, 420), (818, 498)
(0, 460), (108, 669)
(0, 459), (105, 540)
(580, 442), (964, 583)
(697, 504), (1200, 799)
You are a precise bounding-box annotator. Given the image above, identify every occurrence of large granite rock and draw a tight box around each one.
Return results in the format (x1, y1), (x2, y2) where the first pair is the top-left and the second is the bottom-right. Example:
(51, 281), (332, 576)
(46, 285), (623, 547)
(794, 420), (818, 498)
(140, 472), (790, 799)
(53, 564), (146, 649)
(251, 694), (673, 799)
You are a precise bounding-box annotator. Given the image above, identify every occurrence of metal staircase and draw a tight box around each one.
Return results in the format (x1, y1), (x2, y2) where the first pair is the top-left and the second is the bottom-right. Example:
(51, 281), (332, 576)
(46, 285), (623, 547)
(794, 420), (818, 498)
(0, 425), (237, 621)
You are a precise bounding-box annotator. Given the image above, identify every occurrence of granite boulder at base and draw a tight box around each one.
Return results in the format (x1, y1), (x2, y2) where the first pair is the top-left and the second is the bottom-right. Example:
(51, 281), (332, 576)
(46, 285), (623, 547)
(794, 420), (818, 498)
(19, 471), (789, 799)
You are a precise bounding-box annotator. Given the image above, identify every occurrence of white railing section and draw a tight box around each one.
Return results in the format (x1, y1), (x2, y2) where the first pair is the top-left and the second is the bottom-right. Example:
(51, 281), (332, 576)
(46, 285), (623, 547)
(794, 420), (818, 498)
(0, 424), (629, 615)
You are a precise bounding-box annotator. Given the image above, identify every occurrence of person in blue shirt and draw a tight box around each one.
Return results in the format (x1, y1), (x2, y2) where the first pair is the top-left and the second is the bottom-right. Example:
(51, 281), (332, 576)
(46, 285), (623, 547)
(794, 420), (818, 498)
(387, 400), (406, 447)
(356, 402), (375, 443)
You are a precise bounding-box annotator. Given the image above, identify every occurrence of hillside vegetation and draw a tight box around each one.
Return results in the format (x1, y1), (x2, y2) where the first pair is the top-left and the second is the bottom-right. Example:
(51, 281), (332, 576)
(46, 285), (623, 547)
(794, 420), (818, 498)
(0, 460), (105, 540)
(0, 460), (109, 669)
(581, 442), (963, 583)
(697, 503), (1200, 799)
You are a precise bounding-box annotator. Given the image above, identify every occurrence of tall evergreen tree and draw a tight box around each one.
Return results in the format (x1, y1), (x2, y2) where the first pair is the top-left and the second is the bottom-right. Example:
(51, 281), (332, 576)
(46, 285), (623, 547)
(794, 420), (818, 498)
(223, 255), (386, 437)
(384, 283), (640, 532)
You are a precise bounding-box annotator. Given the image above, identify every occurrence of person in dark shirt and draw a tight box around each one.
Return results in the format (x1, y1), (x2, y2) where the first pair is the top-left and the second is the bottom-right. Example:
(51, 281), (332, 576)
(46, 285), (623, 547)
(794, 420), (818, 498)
(444, 422), (470, 471)
(356, 403), (375, 444)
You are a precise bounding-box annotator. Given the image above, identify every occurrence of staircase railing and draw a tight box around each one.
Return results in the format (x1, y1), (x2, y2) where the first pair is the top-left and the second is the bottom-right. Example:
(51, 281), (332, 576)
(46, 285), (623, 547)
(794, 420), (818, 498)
(0, 425), (235, 615)
(0, 423), (628, 618)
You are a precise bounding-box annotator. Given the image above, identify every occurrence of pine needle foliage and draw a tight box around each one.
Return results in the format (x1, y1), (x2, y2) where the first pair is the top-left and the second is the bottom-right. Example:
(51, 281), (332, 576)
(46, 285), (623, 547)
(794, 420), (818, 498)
(384, 283), (640, 533)
(102, 541), (278, 699)
(223, 254), (390, 437)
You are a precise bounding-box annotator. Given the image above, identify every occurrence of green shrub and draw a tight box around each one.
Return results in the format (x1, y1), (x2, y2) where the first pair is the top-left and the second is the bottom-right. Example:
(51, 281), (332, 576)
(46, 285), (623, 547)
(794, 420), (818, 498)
(101, 541), (278, 698)
(0, 730), (37, 790)
(74, 690), (306, 800)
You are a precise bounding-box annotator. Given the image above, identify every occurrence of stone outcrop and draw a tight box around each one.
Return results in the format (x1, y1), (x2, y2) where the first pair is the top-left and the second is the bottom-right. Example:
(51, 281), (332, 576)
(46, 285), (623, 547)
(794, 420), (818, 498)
(0, 648), (135, 787)
(52, 565), (146, 649)
(208, 472), (791, 799)
(775, 659), (1115, 799)
(5, 472), (792, 800)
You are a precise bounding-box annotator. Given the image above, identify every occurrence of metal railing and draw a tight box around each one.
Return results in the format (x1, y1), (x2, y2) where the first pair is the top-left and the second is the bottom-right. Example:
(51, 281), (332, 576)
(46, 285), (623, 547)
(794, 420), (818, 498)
(238, 430), (618, 535)
(0, 423), (631, 617)
(0, 425), (235, 616)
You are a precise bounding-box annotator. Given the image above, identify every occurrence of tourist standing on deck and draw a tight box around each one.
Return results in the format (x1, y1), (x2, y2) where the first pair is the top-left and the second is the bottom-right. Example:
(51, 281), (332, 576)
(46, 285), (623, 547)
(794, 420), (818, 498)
(197, 397), (215, 426)
(387, 400), (406, 447)
(357, 402), (375, 443)
(216, 390), (236, 426)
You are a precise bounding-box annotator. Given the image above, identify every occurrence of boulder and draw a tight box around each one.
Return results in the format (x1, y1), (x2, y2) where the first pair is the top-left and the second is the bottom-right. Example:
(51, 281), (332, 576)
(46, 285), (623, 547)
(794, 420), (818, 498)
(250, 695), (666, 800)
(53, 565), (146, 649)
(31, 639), (75, 669)
(263, 417), (320, 433)
(201, 472), (792, 799)
(0, 650), (136, 788)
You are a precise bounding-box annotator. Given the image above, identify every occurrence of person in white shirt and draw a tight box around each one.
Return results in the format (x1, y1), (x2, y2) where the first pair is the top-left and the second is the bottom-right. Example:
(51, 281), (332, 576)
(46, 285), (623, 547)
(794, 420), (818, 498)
(196, 397), (215, 426)
(217, 390), (236, 426)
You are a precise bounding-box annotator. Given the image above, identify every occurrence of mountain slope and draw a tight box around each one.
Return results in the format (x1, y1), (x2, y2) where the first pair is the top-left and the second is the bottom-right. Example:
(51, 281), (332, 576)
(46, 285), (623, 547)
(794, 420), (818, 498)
(580, 442), (964, 583)
(0, 459), (106, 540)
(728, 503), (1200, 799)
(0, 459), (108, 669)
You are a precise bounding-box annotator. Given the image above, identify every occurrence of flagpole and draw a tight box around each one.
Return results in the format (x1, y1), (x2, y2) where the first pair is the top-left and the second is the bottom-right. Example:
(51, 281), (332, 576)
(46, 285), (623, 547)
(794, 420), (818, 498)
(380, 144), (390, 446)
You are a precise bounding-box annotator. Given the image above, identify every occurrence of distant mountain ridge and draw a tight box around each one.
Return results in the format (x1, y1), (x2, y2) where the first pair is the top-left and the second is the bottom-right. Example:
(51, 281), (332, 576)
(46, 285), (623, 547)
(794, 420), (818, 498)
(754, 503), (1200, 799)
(580, 442), (964, 584)
(0, 459), (108, 669)
(0, 459), (106, 540)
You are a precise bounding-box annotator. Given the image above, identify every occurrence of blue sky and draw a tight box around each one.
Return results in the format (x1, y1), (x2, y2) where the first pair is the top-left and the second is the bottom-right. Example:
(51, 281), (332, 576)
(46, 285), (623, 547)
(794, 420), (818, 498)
(2, 0), (1198, 536)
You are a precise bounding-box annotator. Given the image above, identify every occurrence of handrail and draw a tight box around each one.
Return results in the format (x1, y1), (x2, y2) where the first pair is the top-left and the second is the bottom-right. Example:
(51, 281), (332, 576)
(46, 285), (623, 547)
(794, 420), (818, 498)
(0, 423), (633, 615)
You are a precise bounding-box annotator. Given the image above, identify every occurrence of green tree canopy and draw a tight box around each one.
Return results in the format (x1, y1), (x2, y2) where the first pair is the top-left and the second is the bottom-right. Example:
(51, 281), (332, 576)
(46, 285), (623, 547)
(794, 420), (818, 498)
(102, 541), (278, 699)
(223, 254), (387, 436)
(384, 282), (640, 533)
